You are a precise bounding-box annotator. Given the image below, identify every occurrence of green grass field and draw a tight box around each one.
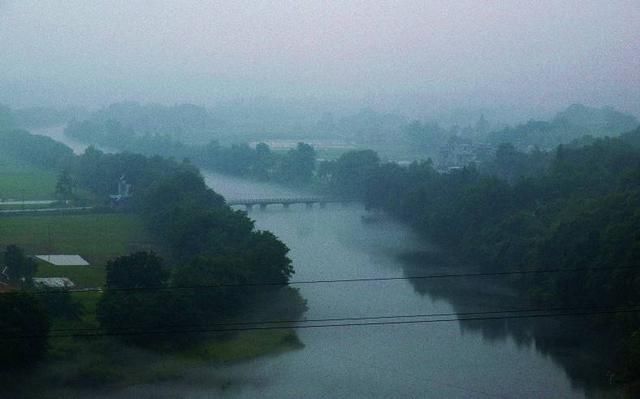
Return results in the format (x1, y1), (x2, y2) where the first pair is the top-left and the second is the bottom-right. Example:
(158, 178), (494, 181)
(0, 147), (95, 204)
(0, 213), (161, 287)
(0, 151), (58, 200)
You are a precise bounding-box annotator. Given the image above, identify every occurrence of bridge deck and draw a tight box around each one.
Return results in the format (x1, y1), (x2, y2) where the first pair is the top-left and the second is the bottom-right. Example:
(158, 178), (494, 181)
(227, 197), (355, 206)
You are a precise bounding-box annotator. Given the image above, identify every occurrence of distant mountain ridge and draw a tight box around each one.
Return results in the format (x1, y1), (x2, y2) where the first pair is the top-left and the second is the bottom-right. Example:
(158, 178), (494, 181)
(553, 103), (638, 133)
(487, 104), (638, 151)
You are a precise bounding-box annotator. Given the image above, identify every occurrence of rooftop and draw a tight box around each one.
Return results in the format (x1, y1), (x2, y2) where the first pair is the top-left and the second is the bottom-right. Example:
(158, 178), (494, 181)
(35, 255), (90, 266)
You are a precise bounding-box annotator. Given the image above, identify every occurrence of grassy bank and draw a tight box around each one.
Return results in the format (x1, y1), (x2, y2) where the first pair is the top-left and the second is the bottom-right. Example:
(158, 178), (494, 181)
(6, 328), (302, 398)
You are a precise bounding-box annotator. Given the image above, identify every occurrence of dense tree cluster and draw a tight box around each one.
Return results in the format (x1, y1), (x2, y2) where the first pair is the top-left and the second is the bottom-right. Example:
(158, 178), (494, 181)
(2, 245), (38, 287)
(69, 149), (305, 346)
(0, 292), (49, 369)
(66, 120), (317, 187)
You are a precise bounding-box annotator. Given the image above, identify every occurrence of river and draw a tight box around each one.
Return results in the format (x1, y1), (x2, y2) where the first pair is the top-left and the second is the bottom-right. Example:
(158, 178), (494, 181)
(30, 125), (89, 155)
(35, 126), (621, 398)
(108, 171), (620, 399)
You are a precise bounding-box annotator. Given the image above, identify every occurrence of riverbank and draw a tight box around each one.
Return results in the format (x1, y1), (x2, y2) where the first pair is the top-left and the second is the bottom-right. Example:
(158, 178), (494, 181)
(1, 328), (302, 398)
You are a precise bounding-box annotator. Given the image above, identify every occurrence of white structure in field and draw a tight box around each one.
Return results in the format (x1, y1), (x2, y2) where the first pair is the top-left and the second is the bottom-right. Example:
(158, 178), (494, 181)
(35, 255), (90, 266)
(33, 277), (75, 288)
(110, 175), (132, 202)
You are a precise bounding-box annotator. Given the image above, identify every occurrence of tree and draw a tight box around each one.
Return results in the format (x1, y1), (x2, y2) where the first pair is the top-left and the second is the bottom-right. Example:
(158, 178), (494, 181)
(97, 285), (182, 345)
(3, 245), (37, 287)
(105, 252), (168, 289)
(0, 292), (49, 369)
(275, 143), (316, 186)
(55, 169), (74, 200)
(245, 230), (294, 285)
(39, 288), (84, 321)
(252, 142), (273, 180)
(403, 120), (448, 151)
(172, 255), (251, 319)
(332, 150), (380, 198)
(98, 252), (177, 344)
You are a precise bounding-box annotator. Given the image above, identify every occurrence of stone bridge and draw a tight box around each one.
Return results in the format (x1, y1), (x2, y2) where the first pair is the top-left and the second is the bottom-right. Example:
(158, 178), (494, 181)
(226, 196), (356, 210)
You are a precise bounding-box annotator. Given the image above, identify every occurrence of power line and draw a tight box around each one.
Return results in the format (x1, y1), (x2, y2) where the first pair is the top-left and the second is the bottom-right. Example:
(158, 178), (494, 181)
(36, 303), (640, 334)
(2, 306), (639, 340)
(26, 264), (640, 295)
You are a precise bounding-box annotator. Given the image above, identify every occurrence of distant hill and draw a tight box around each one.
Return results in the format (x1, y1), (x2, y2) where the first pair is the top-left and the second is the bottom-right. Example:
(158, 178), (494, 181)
(78, 100), (331, 144)
(553, 103), (638, 134)
(487, 104), (638, 151)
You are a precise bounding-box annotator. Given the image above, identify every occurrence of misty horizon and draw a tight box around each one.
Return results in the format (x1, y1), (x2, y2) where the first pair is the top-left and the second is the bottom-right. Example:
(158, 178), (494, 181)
(1, 2), (640, 397)
(0, 0), (638, 120)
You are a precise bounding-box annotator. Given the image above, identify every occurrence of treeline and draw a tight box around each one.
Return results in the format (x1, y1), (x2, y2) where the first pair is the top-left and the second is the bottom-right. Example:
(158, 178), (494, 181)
(323, 127), (640, 380)
(0, 128), (74, 169)
(66, 119), (317, 186)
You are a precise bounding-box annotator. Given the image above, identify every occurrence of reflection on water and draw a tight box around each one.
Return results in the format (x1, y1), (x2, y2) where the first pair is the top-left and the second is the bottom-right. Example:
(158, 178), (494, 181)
(402, 257), (621, 394)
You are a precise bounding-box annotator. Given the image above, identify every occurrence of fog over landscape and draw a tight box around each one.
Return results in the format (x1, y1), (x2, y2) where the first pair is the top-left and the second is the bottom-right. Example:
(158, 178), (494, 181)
(1, 0), (638, 120)
(1, 1), (640, 398)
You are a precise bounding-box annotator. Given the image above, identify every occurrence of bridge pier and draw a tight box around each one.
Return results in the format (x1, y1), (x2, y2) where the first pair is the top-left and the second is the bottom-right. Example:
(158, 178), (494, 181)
(319, 202), (326, 209)
(283, 203), (290, 209)
(245, 204), (253, 211)
(306, 203), (313, 209)
(260, 204), (267, 210)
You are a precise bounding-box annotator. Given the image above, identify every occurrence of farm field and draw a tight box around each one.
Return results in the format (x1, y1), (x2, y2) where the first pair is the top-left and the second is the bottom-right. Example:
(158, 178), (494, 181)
(0, 148), (58, 200)
(0, 213), (162, 287)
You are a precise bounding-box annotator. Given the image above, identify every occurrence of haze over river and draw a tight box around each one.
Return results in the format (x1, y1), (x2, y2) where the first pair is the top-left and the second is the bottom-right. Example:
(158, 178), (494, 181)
(106, 171), (618, 399)
(36, 126), (621, 398)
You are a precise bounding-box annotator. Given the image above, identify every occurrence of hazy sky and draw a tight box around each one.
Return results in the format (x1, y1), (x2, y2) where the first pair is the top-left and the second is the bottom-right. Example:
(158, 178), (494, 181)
(0, 0), (638, 116)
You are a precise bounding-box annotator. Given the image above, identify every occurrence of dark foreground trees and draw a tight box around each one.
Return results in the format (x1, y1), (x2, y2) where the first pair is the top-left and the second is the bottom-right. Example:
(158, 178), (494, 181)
(3, 245), (37, 287)
(84, 150), (305, 346)
(97, 249), (302, 346)
(104, 251), (168, 289)
(0, 292), (49, 368)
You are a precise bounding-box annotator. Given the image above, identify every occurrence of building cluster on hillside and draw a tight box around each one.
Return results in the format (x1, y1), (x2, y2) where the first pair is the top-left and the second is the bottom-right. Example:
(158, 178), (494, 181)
(436, 137), (494, 173)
